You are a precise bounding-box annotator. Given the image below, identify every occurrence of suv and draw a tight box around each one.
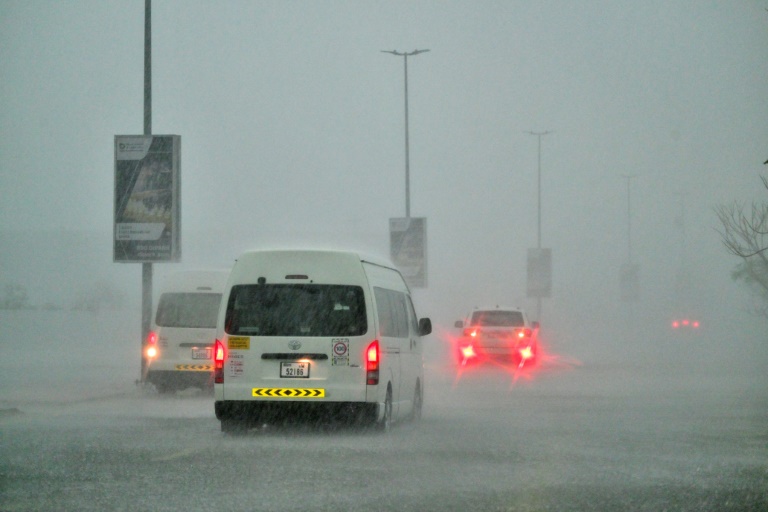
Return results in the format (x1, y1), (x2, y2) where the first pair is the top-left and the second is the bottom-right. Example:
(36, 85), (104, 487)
(454, 307), (539, 366)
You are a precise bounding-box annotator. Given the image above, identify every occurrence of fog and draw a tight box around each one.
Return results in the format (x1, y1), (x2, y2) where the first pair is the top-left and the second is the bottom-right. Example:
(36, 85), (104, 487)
(1, 3), (767, 367)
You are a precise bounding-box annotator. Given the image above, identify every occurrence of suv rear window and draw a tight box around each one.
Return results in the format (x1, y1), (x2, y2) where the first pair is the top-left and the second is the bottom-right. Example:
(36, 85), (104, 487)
(224, 284), (367, 337)
(156, 293), (222, 328)
(470, 310), (524, 327)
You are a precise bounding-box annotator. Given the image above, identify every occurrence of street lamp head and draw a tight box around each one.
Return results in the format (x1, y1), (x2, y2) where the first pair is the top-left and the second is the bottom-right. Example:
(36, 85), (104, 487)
(381, 49), (430, 57)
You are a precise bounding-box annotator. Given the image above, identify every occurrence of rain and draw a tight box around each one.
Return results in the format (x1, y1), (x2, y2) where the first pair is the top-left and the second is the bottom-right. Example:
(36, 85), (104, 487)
(1, 1), (767, 510)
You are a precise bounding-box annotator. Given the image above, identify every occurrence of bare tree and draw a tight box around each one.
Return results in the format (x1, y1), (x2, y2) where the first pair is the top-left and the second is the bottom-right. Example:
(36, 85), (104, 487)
(716, 175), (768, 313)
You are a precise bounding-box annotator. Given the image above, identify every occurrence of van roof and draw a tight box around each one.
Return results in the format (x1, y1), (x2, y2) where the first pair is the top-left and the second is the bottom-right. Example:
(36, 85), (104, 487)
(159, 269), (230, 293)
(236, 248), (396, 270)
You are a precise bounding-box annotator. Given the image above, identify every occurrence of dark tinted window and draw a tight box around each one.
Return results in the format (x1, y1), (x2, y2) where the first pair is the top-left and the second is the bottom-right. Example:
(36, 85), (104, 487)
(470, 310), (524, 327)
(225, 284), (366, 337)
(155, 293), (222, 328)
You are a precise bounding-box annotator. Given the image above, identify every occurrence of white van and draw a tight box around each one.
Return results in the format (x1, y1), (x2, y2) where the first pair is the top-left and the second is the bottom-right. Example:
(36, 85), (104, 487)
(213, 249), (432, 432)
(144, 269), (230, 393)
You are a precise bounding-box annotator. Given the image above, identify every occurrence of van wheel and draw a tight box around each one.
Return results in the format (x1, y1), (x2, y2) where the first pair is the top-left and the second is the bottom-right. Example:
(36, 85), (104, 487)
(411, 382), (422, 422)
(376, 386), (392, 432)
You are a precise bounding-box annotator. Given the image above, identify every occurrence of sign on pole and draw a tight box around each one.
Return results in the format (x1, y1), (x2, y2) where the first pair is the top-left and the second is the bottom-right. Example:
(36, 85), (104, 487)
(527, 248), (552, 298)
(114, 135), (180, 262)
(390, 217), (427, 288)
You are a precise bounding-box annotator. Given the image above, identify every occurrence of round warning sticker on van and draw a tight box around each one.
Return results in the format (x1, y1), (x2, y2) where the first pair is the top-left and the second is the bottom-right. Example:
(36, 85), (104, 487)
(332, 338), (349, 366)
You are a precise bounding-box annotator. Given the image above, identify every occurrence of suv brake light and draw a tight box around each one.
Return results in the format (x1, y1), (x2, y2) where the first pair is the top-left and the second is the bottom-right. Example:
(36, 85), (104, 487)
(366, 340), (379, 385)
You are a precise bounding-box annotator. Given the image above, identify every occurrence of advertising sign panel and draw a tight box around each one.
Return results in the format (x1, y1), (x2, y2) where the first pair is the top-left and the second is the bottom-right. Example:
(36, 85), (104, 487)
(114, 135), (180, 262)
(527, 248), (552, 298)
(390, 217), (427, 288)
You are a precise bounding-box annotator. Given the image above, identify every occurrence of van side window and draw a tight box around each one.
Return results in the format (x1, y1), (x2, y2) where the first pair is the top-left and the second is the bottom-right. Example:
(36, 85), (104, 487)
(224, 284), (366, 337)
(406, 295), (420, 335)
(374, 287), (409, 338)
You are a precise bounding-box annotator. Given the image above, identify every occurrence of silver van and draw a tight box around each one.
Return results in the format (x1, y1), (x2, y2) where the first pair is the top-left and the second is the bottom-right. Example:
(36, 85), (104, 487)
(213, 249), (431, 432)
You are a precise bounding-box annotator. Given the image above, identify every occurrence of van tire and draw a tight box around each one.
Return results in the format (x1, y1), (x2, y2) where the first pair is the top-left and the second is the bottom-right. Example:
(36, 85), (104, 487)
(377, 386), (393, 432)
(411, 381), (422, 422)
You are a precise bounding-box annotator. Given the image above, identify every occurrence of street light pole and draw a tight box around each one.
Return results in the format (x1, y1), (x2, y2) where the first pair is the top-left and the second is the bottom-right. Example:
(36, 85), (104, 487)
(382, 49), (429, 218)
(623, 174), (637, 264)
(526, 131), (551, 249)
(141, 0), (153, 382)
(526, 131), (551, 322)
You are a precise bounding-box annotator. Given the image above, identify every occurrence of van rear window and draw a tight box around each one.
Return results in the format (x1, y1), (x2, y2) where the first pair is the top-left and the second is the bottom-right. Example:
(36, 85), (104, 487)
(156, 293), (222, 328)
(225, 284), (367, 337)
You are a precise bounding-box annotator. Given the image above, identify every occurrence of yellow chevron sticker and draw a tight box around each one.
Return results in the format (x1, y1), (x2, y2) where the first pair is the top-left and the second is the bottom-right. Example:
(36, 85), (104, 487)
(252, 388), (325, 398)
(174, 364), (212, 371)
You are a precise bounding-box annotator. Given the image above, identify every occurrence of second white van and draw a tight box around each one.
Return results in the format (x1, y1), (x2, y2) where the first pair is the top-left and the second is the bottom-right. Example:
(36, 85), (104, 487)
(213, 249), (432, 432)
(144, 269), (230, 393)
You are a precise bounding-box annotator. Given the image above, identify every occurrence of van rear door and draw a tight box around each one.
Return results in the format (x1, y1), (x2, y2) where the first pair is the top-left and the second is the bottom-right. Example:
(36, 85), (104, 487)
(222, 283), (369, 401)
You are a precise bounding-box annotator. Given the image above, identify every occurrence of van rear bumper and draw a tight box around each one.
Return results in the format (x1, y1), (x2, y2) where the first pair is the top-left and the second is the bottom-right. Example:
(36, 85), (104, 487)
(146, 370), (212, 391)
(215, 400), (378, 426)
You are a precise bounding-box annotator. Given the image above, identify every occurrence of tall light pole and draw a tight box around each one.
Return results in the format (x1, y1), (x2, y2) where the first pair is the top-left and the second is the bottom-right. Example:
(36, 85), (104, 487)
(621, 174), (639, 305)
(526, 130), (551, 322)
(623, 174), (637, 263)
(382, 49), (429, 218)
(526, 130), (551, 249)
(141, 0), (153, 381)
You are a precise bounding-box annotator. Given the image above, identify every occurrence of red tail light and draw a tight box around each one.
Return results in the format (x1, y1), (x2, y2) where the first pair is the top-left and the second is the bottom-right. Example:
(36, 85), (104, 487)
(214, 339), (226, 384)
(514, 328), (532, 339)
(366, 340), (379, 385)
(463, 328), (478, 337)
(145, 331), (158, 359)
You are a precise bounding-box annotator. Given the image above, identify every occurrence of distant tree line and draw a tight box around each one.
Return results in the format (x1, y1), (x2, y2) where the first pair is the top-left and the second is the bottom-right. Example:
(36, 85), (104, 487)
(0, 280), (127, 312)
(716, 173), (768, 318)
(0, 283), (30, 310)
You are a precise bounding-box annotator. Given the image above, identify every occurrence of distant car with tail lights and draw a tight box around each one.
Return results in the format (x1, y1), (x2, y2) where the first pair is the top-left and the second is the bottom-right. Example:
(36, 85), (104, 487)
(144, 270), (230, 393)
(454, 307), (539, 366)
(670, 315), (701, 336)
(213, 249), (432, 433)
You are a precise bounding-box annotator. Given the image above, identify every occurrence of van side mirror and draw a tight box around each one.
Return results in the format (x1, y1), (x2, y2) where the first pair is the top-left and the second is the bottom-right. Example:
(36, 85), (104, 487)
(454, 320), (463, 329)
(418, 318), (432, 336)
(532, 321), (540, 330)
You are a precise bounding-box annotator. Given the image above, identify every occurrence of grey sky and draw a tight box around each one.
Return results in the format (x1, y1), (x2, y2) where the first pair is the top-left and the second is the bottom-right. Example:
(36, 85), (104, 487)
(2, 1), (767, 337)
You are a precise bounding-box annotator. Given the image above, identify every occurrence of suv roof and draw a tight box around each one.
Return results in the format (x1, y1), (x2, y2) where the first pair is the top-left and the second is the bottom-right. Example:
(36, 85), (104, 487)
(466, 307), (528, 328)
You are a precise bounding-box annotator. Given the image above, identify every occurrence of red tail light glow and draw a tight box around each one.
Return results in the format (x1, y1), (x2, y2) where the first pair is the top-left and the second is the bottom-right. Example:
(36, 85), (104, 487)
(366, 340), (379, 385)
(214, 339), (226, 384)
(145, 331), (158, 359)
(519, 346), (534, 360)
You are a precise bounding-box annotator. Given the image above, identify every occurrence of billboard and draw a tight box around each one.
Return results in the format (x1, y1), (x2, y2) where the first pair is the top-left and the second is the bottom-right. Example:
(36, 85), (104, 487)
(527, 248), (552, 298)
(390, 217), (427, 288)
(114, 135), (180, 262)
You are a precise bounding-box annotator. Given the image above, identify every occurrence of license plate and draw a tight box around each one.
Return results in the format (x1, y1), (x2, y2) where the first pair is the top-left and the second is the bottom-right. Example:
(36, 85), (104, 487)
(192, 347), (212, 360)
(280, 362), (310, 378)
